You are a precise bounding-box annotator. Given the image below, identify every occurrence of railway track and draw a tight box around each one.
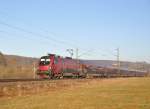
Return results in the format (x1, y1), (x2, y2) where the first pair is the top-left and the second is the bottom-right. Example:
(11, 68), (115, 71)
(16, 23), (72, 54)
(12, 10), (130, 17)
(0, 76), (144, 83)
(0, 79), (52, 83)
(0, 78), (86, 83)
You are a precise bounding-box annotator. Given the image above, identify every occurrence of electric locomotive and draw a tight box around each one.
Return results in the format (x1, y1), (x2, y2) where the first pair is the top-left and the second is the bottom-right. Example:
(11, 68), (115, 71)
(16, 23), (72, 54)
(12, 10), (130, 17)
(37, 54), (86, 79)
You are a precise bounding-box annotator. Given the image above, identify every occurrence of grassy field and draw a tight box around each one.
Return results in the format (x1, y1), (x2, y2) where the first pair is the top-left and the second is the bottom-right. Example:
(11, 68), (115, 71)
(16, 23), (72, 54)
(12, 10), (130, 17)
(0, 78), (150, 109)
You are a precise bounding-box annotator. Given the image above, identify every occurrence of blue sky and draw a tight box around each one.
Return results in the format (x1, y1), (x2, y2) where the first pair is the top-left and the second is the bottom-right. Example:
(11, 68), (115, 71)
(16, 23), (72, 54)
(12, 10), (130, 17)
(0, 0), (150, 62)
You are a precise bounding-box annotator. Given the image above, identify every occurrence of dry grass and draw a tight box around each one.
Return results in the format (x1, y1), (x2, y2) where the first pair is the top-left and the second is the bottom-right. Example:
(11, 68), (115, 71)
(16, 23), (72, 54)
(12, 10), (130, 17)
(0, 78), (150, 109)
(0, 66), (34, 79)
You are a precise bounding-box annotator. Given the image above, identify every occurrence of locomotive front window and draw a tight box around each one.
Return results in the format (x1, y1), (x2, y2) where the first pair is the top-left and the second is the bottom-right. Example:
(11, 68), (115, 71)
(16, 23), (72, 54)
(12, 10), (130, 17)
(46, 59), (50, 62)
(41, 59), (45, 61)
(40, 58), (50, 65)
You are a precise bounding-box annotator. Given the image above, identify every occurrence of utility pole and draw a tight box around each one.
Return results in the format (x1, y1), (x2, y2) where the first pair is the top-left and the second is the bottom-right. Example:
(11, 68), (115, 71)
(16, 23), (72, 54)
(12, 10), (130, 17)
(76, 48), (79, 65)
(76, 48), (78, 61)
(76, 48), (79, 76)
(33, 62), (36, 79)
(116, 48), (120, 75)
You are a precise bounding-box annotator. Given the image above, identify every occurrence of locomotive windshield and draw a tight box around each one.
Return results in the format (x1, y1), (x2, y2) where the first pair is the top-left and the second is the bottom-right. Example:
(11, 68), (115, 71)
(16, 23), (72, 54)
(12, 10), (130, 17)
(39, 56), (50, 65)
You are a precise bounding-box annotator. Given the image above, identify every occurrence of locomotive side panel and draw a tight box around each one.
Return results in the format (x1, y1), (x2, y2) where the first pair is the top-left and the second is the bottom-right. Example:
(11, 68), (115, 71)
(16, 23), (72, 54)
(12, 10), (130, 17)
(63, 58), (80, 77)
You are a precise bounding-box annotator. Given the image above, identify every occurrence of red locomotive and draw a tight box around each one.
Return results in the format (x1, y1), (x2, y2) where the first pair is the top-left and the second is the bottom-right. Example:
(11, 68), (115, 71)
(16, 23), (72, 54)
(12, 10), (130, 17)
(37, 54), (86, 79)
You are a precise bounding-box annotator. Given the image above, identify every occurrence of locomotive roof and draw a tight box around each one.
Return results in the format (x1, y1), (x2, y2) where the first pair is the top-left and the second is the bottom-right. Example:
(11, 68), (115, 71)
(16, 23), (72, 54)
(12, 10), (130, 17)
(65, 57), (72, 59)
(41, 56), (49, 59)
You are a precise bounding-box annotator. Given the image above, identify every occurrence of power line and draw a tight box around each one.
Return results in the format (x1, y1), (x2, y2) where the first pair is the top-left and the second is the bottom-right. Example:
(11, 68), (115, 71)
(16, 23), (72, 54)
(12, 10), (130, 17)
(78, 49), (94, 58)
(0, 11), (82, 48)
(0, 16), (119, 60)
(0, 21), (94, 59)
(0, 20), (78, 48)
(0, 11), (93, 54)
(0, 30), (47, 44)
(41, 30), (80, 48)
(0, 30), (63, 49)
(0, 20), (97, 58)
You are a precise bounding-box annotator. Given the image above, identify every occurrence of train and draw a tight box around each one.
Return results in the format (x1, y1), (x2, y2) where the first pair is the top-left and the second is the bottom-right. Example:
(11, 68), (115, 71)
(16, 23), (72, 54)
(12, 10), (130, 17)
(37, 54), (86, 79)
(36, 54), (148, 79)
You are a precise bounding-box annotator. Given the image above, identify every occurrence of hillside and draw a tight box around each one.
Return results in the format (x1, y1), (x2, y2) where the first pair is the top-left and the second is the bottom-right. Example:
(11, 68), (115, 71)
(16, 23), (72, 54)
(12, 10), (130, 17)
(0, 52), (38, 79)
(4, 54), (38, 67)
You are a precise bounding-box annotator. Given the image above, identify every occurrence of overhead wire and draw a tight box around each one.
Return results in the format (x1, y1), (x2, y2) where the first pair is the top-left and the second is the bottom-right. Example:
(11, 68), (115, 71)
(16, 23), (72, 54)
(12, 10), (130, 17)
(0, 11), (91, 51)
(0, 20), (79, 48)
(0, 20), (95, 57)
(0, 12), (116, 60)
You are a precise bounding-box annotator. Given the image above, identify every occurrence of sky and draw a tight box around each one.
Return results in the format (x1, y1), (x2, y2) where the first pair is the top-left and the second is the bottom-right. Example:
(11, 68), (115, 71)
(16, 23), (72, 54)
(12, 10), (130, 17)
(0, 0), (150, 62)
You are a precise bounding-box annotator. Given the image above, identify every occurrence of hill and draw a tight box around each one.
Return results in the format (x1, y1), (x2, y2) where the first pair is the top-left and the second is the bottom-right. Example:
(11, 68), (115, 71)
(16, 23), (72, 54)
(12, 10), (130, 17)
(0, 52), (38, 79)
(4, 54), (38, 67)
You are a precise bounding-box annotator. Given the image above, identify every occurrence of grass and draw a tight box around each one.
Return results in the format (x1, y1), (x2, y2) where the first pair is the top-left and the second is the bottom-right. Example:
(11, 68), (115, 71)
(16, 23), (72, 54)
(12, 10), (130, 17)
(0, 78), (150, 109)
(0, 66), (34, 79)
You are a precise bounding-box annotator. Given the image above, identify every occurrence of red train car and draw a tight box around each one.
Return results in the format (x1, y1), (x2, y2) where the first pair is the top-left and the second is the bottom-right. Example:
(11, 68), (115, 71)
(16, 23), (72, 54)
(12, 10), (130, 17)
(37, 54), (86, 79)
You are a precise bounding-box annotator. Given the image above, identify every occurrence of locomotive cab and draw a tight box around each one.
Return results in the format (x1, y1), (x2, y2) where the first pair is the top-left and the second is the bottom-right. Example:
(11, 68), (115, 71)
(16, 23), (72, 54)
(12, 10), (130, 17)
(37, 54), (63, 79)
(37, 56), (52, 78)
(39, 56), (51, 70)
